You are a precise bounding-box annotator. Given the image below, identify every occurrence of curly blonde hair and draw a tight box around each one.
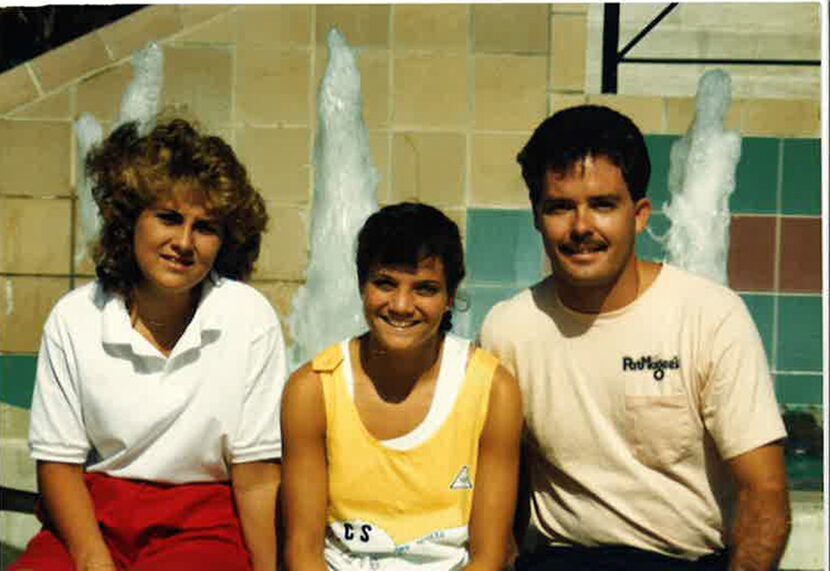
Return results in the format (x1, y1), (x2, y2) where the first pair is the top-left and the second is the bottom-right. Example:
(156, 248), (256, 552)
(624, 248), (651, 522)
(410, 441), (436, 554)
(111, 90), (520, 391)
(86, 118), (268, 296)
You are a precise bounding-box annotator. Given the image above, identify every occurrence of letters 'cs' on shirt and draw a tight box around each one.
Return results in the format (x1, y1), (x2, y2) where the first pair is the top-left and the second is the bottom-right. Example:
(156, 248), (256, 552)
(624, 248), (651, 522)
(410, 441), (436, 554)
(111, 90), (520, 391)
(28, 276), (287, 484)
(313, 334), (498, 570)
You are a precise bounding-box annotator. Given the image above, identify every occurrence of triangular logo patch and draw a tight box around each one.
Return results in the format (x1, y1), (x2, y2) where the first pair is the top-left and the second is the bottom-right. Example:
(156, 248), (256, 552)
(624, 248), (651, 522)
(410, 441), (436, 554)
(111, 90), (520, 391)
(449, 465), (473, 490)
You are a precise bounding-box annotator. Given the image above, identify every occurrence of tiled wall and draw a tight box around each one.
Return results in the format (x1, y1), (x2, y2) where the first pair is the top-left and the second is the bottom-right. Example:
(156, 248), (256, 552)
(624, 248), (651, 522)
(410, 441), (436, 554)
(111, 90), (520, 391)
(0, 4), (823, 496)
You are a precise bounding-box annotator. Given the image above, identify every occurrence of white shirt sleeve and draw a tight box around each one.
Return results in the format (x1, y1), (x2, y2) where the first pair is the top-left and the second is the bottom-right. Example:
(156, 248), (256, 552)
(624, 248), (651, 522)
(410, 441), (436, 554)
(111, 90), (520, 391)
(230, 322), (287, 463)
(29, 320), (91, 464)
(701, 297), (786, 460)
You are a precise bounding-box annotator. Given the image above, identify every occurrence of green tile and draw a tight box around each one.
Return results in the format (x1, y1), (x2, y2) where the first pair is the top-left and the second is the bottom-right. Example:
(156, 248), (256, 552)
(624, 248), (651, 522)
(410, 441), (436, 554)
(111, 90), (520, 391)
(644, 135), (678, 209)
(775, 373), (823, 406)
(466, 209), (543, 286)
(781, 139), (821, 215)
(740, 293), (774, 366)
(731, 138), (779, 214)
(786, 455), (824, 491)
(453, 284), (521, 340)
(636, 212), (670, 263)
(777, 295), (823, 372)
(0, 354), (37, 409)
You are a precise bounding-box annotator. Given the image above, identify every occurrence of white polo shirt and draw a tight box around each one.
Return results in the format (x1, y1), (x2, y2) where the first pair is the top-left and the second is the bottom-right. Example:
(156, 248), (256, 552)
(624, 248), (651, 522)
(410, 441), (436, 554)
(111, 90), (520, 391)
(29, 276), (286, 484)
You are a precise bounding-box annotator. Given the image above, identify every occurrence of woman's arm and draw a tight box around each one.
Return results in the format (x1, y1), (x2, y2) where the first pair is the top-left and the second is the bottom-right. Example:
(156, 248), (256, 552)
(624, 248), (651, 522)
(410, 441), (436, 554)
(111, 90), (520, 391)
(281, 364), (329, 571)
(232, 460), (281, 571)
(466, 365), (524, 571)
(37, 461), (115, 570)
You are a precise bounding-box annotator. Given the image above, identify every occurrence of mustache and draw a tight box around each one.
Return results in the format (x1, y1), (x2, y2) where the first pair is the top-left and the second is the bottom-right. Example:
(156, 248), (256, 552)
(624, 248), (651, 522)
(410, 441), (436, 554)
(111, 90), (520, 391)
(559, 240), (608, 254)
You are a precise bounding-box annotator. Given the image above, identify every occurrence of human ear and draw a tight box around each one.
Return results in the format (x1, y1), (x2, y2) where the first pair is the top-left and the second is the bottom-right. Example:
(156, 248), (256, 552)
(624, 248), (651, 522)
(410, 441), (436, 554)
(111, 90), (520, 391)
(633, 198), (652, 234)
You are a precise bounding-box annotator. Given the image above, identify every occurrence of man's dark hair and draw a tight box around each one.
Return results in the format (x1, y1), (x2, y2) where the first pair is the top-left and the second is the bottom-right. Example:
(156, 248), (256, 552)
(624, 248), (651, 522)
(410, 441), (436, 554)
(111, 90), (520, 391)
(356, 202), (464, 333)
(517, 105), (651, 207)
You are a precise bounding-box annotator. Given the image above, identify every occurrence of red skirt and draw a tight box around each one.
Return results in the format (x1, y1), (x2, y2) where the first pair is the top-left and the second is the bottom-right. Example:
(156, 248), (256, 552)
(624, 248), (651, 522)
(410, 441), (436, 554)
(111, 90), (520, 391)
(10, 472), (252, 571)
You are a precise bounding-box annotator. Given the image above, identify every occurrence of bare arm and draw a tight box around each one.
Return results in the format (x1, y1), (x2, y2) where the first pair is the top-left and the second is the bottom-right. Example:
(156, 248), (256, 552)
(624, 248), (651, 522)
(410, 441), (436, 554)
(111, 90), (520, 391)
(232, 460), (281, 571)
(466, 365), (524, 571)
(37, 461), (115, 570)
(281, 364), (329, 571)
(727, 442), (790, 571)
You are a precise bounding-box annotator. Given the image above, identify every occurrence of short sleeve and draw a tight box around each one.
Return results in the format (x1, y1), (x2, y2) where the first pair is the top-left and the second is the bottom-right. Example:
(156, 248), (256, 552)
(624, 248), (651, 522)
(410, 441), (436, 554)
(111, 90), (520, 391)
(230, 322), (287, 463)
(701, 297), (786, 460)
(29, 321), (91, 464)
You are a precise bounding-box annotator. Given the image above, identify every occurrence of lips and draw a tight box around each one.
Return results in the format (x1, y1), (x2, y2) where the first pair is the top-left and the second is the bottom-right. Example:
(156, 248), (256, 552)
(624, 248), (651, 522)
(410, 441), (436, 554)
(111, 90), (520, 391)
(560, 242), (607, 256)
(161, 254), (194, 269)
(380, 315), (419, 329)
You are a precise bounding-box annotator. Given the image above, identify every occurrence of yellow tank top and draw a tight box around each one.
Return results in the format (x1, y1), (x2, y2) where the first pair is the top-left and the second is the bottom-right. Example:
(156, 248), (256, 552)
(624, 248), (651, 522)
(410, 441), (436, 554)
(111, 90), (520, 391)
(312, 335), (498, 570)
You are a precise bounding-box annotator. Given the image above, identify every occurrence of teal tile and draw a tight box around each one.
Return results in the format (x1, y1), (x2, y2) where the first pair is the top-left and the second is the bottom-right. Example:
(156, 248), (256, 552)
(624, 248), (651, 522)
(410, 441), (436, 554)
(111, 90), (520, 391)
(777, 295), (823, 372)
(453, 284), (521, 340)
(0, 354), (37, 409)
(786, 455), (823, 491)
(776, 373), (823, 406)
(466, 209), (543, 286)
(781, 139), (821, 215)
(732, 138), (779, 214)
(644, 135), (679, 209)
(740, 293), (774, 365)
(636, 212), (670, 263)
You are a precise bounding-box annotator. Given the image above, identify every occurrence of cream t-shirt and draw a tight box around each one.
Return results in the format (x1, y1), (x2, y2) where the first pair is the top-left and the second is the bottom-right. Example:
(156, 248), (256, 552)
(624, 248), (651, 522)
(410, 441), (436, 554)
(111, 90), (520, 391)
(480, 264), (785, 559)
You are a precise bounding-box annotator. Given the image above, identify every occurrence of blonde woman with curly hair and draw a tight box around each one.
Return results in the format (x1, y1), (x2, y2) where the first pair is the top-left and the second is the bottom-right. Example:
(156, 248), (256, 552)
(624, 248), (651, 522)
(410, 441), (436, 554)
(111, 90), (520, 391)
(13, 119), (285, 571)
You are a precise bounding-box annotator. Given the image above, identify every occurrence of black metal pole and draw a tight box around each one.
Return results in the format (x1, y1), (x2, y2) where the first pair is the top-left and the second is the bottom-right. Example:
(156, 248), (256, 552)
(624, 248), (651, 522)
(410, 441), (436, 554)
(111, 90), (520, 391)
(602, 3), (620, 94)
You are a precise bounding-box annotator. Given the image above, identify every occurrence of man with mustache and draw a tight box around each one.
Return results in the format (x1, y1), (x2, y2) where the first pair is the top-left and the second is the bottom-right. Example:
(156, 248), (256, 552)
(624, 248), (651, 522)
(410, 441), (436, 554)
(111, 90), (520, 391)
(480, 105), (790, 570)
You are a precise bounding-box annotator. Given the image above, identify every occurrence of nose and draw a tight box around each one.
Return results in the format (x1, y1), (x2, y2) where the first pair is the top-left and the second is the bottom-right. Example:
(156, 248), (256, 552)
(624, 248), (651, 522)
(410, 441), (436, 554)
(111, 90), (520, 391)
(570, 206), (594, 238)
(172, 224), (195, 252)
(389, 289), (415, 315)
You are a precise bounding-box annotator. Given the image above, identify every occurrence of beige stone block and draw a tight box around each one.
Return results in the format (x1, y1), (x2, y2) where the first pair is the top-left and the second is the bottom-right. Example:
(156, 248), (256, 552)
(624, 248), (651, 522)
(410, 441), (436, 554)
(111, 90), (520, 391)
(0, 65), (40, 115)
(470, 133), (529, 207)
(255, 204), (308, 280)
(236, 5), (312, 47)
(369, 131), (390, 203)
(178, 5), (233, 29)
(175, 11), (235, 45)
(552, 4), (589, 14)
(473, 4), (549, 54)
(0, 198), (72, 274)
(549, 93), (587, 115)
(0, 121), (71, 198)
(316, 5), (390, 48)
(251, 280), (301, 341)
(9, 89), (71, 120)
(236, 47), (311, 126)
(393, 54), (468, 128)
(31, 32), (113, 92)
(0, 276), (69, 353)
(474, 55), (547, 131)
(391, 132), (466, 207)
(741, 99), (820, 138)
(98, 6), (183, 61)
(393, 5), (468, 50)
(314, 49), (389, 129)
(586, 95), (665, 135)
(163, 46), (233, 128)
(76, 62), (132, 123)
(236, 126), (311, 204)
(665, 97), (741, 135)
(0, 404), (30, 440)
(550, 14), (587, 92)
(0, 438), (36, 492)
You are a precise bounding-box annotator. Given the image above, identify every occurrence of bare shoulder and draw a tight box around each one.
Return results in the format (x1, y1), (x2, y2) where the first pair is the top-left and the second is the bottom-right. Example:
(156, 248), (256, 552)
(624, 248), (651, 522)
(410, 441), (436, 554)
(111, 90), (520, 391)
(282, 363), (325, 427)
(490, 364), (521, 405)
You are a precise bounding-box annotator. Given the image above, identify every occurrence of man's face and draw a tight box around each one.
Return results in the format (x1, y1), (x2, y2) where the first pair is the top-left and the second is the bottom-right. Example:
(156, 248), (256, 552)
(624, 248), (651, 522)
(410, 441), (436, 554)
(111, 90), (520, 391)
(534, 155), (651, 290)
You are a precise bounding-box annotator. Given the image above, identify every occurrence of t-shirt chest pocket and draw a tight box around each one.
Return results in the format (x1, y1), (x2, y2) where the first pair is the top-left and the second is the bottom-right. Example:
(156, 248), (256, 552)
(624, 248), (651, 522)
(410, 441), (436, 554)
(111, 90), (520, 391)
(624, 394), (696, 469)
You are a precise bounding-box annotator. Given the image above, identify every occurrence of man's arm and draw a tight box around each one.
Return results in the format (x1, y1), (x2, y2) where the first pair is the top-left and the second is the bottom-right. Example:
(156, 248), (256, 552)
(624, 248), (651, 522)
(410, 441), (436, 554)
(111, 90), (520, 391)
(281, 364), (329, 571)
(727, 442), (790, 571)
(231, 460), (281, 571)
(466, 365), (523, 571)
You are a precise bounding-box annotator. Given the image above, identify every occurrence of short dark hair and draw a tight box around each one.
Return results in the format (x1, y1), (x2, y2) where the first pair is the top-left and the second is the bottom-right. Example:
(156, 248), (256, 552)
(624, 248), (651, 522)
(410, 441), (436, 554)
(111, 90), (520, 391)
(356, 202), (464, 333)
(517, 105), (651, 207)
(86, 118), (268, 297)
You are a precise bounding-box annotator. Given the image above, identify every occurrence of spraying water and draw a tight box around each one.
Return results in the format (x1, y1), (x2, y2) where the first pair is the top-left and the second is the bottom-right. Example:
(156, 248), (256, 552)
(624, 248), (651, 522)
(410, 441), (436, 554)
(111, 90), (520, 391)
(74, 42), (164, 266)
(287, 28), (379, 370)
(661, 69), (741, 285)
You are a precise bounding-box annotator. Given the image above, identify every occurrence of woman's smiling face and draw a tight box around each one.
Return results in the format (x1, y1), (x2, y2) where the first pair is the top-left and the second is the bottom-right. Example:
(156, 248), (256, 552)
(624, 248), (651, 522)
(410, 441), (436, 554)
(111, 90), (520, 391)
(133, 185), (224, 298)
(361, 256), (452, 353)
